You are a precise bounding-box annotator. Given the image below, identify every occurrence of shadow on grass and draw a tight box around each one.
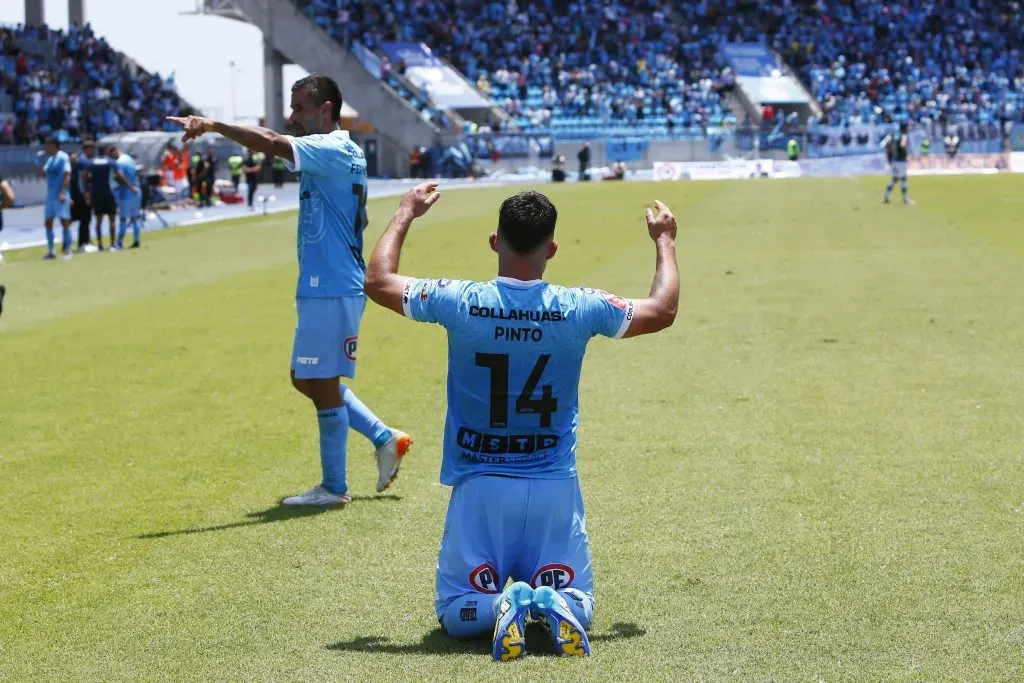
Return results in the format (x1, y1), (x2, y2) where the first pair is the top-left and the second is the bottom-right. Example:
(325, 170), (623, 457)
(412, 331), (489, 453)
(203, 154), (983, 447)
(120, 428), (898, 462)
(325, 621), (646, 656)
(136, 495), (402, 539)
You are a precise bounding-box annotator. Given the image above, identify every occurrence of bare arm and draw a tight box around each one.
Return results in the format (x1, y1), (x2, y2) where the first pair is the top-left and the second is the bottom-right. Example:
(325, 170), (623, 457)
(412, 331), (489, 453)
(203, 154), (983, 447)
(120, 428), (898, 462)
(621, 200), (679, 338)
(59, 170), (70, 202)
(0, 179), (15, 208)
(365, 183), (442, 315)
(166, 116), (294, 162)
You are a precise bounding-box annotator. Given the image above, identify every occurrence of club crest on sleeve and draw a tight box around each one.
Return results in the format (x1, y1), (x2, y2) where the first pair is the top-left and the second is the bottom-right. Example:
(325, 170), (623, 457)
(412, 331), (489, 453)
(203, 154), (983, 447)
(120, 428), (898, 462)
(599, 290), (628, 311)
(469, 562), (500, 593)
(420, 284), (430, 302)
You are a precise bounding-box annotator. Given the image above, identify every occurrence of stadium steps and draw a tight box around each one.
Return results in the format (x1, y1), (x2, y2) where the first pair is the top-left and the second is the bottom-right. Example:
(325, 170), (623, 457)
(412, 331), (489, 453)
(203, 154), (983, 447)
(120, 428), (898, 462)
(207, 0), (442, 158)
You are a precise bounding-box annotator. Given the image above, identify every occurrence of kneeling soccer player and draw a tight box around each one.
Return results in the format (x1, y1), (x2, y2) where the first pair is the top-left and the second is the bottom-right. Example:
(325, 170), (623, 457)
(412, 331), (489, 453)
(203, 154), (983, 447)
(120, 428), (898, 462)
(365, 184), (679, 660)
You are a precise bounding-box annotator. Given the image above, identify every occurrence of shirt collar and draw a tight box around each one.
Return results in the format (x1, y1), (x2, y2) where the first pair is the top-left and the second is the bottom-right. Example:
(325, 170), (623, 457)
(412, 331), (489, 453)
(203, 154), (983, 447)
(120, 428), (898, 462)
(495, 276), (544, 287)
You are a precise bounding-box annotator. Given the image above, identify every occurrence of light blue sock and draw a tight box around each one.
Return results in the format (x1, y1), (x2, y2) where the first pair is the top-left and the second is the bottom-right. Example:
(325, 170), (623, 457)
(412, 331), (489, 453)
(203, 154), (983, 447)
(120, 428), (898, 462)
(317, 407), (349, 496)
(116, 218), (127, 248)
(132, 217), (141, 244)
(440, 593), (498, 638)
(342, 385), (392, 448)
(62, 226), (72, 253)
(45, 228), (55, 255)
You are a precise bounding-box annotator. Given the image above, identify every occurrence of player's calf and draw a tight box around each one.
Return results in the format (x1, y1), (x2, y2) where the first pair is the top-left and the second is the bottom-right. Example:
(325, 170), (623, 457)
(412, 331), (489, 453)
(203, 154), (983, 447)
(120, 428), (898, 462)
(439, 592), (500, 639)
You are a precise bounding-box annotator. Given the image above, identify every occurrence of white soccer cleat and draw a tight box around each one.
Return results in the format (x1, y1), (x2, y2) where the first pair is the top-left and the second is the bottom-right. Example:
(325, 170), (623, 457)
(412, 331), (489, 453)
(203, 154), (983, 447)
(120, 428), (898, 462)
(375, 430), (413, 493)
(282, 484), (351, 506)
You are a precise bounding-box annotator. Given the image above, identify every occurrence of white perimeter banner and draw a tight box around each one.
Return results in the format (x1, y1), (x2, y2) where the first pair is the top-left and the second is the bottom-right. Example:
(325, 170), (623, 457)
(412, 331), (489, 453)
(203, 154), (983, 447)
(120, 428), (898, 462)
(1011, 152), (1024, 173)
(653, 159), (776, 181)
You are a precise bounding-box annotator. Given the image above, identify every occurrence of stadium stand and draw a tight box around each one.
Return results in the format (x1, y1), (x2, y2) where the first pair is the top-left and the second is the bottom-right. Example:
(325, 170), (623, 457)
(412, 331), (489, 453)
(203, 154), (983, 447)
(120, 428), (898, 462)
(738, 0), (1023, 129)
(294, 0), (737, 139)
(294, 0), (1022, 143)
(0, 23), (193, 145)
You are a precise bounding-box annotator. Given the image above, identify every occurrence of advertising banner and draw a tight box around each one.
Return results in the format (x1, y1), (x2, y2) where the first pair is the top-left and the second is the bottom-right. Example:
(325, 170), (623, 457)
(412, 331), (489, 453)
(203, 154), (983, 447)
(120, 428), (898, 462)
(908, 153), (1009, 175)
(653, 159), (774, 181)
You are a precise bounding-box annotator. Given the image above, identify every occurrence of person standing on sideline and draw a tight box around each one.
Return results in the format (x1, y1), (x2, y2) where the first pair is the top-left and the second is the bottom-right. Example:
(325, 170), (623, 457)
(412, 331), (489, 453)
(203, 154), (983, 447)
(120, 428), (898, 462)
(82, 143), (117, 250)
(38, 136), (73, 260)
(108, 145), (142, 250)
(272, 156), (286, 187)
(168, 74), (412, 505)
(70, 149), (94, 252)
(787, 137), (800, 161)
(227, 152), (244, 188)
(203, 149), (217, 207)
(243, 149), (264, 210)
(577, 143), (591, 181)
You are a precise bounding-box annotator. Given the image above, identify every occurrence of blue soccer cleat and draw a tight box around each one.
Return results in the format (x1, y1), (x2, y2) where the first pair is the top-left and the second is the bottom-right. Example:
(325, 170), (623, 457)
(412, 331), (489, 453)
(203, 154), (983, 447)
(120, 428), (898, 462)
(531, 585), (591, 657)
(492, 581), (533, 662)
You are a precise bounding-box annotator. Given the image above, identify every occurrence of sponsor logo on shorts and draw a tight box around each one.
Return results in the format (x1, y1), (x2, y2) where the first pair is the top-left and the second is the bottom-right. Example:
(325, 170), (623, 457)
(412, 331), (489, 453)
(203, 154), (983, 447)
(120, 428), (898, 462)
(469, 562), (500, 593)
(344, 336), (358, 361)
(437, 278), (452, 288)
(531, 563), (575, 590)
(296, 357), (320, 365)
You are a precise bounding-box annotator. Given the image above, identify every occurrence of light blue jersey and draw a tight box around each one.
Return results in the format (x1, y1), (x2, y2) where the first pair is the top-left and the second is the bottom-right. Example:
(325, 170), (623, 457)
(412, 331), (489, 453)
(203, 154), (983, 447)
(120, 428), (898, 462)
(114, 153), (139, 201)
(44, 151), (71, 201)
(403, 277), (633, 486)
(284, 129), (368, 298)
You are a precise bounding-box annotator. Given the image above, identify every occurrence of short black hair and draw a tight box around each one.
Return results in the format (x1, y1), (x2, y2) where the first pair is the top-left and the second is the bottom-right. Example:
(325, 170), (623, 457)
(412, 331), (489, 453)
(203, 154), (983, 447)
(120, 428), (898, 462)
(292, 74), (343, 121)
(498, 190), (557, 254)
(45, 136), (59, 147)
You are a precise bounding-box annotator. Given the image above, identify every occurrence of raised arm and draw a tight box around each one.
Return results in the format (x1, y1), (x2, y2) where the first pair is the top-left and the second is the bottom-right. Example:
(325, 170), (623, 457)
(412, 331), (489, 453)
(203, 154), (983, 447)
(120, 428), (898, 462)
(166, 116), (294, 162)
(365, 182), (442, 315)
(621, 200), (679, 338)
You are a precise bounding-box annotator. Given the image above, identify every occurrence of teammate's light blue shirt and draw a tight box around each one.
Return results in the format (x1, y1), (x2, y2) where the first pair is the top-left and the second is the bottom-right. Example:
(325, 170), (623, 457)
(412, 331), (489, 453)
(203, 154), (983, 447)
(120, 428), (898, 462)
(284, 129), (368, 298)
(44, 151), (71, 201)
(114, 153), (138, 200)
(403, 277), (633, 486)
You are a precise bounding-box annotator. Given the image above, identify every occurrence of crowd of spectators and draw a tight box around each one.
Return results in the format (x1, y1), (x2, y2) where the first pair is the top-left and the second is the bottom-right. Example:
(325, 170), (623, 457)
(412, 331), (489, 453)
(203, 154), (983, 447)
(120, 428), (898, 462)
(296, 0), (736, 135)
(1, 23), (192, 146)
(297, 0), (1022, 137)
(691, 0), (1023, 129)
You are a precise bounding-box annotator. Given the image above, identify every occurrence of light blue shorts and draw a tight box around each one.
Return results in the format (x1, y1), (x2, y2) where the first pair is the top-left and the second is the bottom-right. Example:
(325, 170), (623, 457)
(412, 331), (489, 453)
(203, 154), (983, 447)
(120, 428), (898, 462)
(291, 296), (365, 379)
(117, 193), (141, 219)
(434, 474), (594, 618)
(44, 197), (71, 221)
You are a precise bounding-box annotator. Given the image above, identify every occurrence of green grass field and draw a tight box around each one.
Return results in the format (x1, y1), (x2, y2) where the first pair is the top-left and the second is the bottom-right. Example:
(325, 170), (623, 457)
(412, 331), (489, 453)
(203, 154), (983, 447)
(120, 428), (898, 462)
(1, 175), (1023, 681)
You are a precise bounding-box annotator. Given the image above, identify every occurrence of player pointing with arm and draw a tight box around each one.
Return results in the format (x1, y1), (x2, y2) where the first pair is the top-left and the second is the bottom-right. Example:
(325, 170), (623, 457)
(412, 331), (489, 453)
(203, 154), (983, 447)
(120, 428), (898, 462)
(365, 183), (678, 661)
(168, 75), (411, 505)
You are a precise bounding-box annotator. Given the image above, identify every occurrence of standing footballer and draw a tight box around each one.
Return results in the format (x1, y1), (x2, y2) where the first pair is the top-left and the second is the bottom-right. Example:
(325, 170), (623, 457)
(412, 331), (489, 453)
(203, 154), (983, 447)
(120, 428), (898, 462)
(882, 121), (914, 205)
(365, 184), (679, 661)
(168, 75), (411, 505)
